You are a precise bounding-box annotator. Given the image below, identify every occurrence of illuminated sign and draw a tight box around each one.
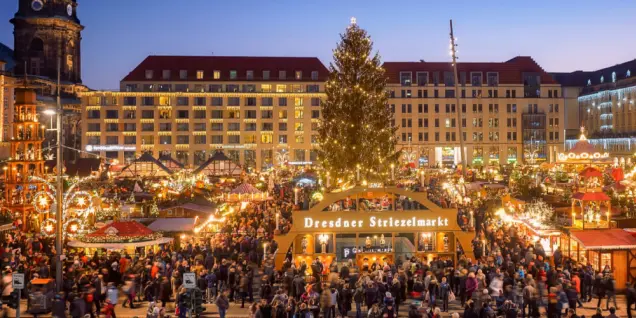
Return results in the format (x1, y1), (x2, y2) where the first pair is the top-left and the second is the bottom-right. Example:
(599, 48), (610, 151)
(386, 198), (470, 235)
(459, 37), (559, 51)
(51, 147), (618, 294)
(303, 216), (449, 229)
(288, 161), (313, 165)
(557, 152), (610, 161)
(85, 145), (136, 152)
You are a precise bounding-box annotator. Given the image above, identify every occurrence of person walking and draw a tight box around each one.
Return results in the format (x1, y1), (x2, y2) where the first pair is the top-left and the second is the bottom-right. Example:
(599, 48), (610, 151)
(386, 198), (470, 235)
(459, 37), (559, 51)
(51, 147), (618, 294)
(594, 274), (606, 309)
(106, 283), (118, 318)
(605, 274), (618, 311)
(215, 290), (230, 318)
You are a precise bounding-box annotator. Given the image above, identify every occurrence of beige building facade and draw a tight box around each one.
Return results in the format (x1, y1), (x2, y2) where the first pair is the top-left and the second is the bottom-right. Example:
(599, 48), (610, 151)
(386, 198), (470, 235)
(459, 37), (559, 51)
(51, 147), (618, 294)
(384, 57), (565, 167)
(79, 56), (327, 171)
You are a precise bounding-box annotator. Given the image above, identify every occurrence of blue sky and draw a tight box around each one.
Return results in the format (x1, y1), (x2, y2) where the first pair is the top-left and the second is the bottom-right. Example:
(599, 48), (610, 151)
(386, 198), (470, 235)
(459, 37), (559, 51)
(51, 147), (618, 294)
(0, 0), (635, 89)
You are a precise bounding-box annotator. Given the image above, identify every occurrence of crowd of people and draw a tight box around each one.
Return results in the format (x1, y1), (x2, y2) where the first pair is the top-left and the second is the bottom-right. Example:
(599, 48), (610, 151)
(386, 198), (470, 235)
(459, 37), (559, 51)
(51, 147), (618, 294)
(1, 174), (636, 318)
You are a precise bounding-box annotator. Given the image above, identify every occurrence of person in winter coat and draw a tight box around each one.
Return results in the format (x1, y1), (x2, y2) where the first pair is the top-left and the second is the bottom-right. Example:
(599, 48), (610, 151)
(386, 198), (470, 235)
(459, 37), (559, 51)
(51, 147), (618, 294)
(408, 303), (422, 318)
(158, 276), (171, 308)
(367, 303), (383, 318)
(319, 288), (333, 318)
(106, 282), (118, 308)
(52, 294), (67, 318)
(238, 273), (249, 308)
(627, 282), (636, 318)
(365, 282), (378, 308)
(440, 277), (451, 312)
(353, 284), (365, 318)
(215, 290), (230, 318)
(428, 279), (440, 305)
(463, 301), (479, 318)
(594, 274), (606, 309)
(260, 276), (273, 302)
(465, 273), (478, 303)
(605, 274), (618, 311)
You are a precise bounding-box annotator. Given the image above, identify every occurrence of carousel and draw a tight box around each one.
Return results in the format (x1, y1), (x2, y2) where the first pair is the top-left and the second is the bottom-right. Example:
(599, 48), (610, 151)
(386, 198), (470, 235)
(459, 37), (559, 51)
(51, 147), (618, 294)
(68, 220), (173, 254)
(557, 128), (613, 170)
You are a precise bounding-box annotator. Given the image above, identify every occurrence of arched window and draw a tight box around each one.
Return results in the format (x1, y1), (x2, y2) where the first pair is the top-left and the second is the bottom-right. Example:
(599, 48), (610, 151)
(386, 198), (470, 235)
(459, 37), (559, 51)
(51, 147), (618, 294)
(29, 38), (44, 52)
(601, 76), (604, 83)
(612, 71), (617, 83)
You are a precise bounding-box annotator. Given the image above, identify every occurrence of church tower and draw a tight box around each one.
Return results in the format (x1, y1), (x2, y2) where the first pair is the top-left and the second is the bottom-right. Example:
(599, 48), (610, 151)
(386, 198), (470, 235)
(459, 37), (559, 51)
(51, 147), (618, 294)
(11, 0), (83, 84)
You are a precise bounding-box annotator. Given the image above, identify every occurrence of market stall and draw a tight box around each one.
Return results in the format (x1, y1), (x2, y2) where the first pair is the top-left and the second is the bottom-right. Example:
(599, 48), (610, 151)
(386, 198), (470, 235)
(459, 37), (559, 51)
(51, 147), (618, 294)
(68, 220), (173, 255)
(118, 153), (173, 178)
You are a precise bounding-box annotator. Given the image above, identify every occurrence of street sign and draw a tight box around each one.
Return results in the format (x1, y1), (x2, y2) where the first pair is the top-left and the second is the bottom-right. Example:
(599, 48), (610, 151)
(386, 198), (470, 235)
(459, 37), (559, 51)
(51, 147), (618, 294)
(182, 272), (196, 289)
(12, 273), (24, 289)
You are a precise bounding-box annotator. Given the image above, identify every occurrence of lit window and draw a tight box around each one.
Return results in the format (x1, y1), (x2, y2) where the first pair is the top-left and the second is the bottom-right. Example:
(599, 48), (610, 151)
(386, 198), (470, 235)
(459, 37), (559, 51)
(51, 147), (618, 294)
(295, 71), (302, 80)
(294, 97), (303, 106)
(196, 70), (204, 79)
(445, 119), (450, 128)
(628, 70), (631, 77)
(261, 134), (273, 144)
(145, 70), (153, 79)
(295, 135), (304, 143)
(159, 96), (171, 106)
(295, 110), (304, 119)
(295, 123), (304, 131)
(261, 84), (272, 93)
(276, 85), (287, 93)
(230, 70), (237, 79)
(213, 70), (220, 79)
(278, 110), (287, 119)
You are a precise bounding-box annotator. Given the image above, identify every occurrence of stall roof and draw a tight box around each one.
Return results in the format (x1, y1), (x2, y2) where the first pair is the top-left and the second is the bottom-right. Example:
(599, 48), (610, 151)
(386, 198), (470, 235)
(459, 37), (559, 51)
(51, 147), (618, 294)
(571, 229), (636, 250)
(147, 218), (197, 232)
(572, 192), (611, 201)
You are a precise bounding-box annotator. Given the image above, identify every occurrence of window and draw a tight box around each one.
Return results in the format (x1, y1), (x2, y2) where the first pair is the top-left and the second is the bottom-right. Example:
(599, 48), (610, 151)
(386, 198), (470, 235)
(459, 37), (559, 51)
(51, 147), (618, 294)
(311, 97), (320, 107)
(263, 70), (270, 80)
(211, 135), (223, 144)
(228, 123), (240, 131)
(177, 110), (189, 119)
(226, 84), (239, 92)
(179, 70), (187, 79)
(193, 110), (206, 119)
(209, 84), (222, 92)
(279, 135), (287, 144)
(177, 135), (189, 144)
(279, 70), (286, 80)
(228, 97), (240, 106)
(261, 97), (273, 106)
(230, 70), (237, 79)
(228, 110), (240, 119)
(262, 110), (273, 119)
(213, 70), (220, 79)
(471, 72), (482, 86)
(123, 97), (136, 106)
(145, 70), (153, 79)
(400, 72), (412, 86)
(487, 72), (498, 86)
(141, 110), (154, 119)
(142, 97), (154, 106)
(246, 70), (254, 80)
(177, 123), (189, 131)
(124, 136), (136, 144)
(245, 123), (257, 131)
(311, 110), (320, 119)
(243, 84), (256, 93)
(141, 123), (154, 131)
(295, 123), (304, 131)
(295, 70), (302, 80)
(211, 123), (223, 131)
(245, 110), (257, 119)
(276, 85), (287, 93)
(261, 84), (272, 93)
(279, 97), (287, 106)
(159, 135), (172, 144)
(159, 123), (171, 131)
(278, 110), (288, 119)
(124, 123), (136, 131)
(294, 97), (304, 106)
(279, 123), (287, 131)
(311, 71), (319, 80)
(435, 104), (439, 113)
(210, 97), (222, 106)
(416, 72), (428, 86)
(246, 97), (257, 106)
(307, 85), (320, 93)
(261, 134), (273, 144)
(444, 72), (454, 86)
(193, 97), (206, 106)
(210, 110), (223, 119)
(295, 135), (305, 144)
(262, 123), (273, 131)
(434, 119), (439, 128)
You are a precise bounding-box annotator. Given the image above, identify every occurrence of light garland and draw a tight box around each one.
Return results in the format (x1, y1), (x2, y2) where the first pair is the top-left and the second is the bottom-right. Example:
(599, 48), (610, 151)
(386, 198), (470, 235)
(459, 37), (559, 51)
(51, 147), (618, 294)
(75, 231), (164, 244)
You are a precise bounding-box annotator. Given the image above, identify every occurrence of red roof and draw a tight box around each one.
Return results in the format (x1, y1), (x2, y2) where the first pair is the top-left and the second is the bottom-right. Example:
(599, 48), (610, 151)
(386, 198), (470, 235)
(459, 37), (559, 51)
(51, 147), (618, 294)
(579, 167), (603, 178)
(572, 192), (611, 201)
(87, 221), (154, 238)
(122, 56), (329, 82)
(571, 229), (636, 250)
(568, 139), (597, 155)
(382, 56), (558, 85)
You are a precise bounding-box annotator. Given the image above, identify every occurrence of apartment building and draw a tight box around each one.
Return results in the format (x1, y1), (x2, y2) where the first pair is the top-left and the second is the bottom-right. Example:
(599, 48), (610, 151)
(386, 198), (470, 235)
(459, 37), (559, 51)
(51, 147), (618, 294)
(79, 56), (328, 170)
(554, 59), (636, 157)
(384, 56), (565, 167)
(0, 59), (15, 145)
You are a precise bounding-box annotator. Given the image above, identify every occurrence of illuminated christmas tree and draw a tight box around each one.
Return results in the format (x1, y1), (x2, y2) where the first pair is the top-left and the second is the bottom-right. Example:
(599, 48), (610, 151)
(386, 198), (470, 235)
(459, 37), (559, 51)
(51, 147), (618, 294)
(318, 19), (398, 183)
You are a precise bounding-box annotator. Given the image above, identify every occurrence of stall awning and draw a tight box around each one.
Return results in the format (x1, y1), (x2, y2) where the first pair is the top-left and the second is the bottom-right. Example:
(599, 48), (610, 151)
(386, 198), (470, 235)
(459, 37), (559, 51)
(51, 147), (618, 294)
(572, 192), (610, 201)
(148, 218), (197, 232)
(570, 229), (636, 250)
(67, 237), (173, 249)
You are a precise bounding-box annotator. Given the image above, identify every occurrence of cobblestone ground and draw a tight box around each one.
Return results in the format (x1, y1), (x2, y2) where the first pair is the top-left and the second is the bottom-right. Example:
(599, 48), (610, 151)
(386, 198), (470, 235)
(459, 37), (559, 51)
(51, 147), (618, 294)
(4, 295), (632, 317)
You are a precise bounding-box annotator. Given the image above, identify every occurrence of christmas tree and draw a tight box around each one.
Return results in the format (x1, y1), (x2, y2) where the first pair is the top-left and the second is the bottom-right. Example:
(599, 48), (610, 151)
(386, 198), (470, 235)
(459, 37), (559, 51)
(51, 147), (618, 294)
(318, 20), (399, 183)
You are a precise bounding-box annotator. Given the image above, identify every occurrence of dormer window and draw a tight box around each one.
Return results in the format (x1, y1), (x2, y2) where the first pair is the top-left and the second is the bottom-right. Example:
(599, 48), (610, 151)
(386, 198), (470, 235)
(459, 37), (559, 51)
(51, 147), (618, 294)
(487, 72), (499, 86)
(279, 70), (286, 80)
(213, 70), (220, 80)
(196, 70), (204, 80)
(400, 72), (412, 86)
(246, 70), (254, 80)
(179, 70), (187, 79)
(145, 70), (153, 79)
(295, 71), (302, 80)
(311, 71), (319, 80)
(230, 70), (237, 80)
(162, 70), (170, 80)
(612, 71), (616, 83)
(263, 70), (270, 80)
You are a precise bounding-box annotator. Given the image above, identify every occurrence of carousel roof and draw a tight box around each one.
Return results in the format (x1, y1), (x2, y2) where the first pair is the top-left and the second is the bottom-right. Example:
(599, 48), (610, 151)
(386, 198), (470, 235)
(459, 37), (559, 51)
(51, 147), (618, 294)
(231, 183), (261, 194)
(118, 153), (173, 178)
(572, 192), (611, 201)
(193, 151), (242, 177)
(568, 138), (597, 155)
(86, 220), (154, 238)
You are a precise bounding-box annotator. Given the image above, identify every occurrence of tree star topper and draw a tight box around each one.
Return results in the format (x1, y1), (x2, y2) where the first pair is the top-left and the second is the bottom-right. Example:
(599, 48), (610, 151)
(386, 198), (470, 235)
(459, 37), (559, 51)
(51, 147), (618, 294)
(350, 17), (357, 25)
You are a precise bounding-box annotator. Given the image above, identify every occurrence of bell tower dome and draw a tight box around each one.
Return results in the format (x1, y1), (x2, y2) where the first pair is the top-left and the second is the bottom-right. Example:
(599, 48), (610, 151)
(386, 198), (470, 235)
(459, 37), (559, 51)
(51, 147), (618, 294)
(11, 0), (83, 84)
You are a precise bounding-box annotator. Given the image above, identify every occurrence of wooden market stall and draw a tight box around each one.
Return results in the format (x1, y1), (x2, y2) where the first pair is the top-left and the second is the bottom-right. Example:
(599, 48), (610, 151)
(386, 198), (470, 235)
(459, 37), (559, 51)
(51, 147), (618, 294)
(68, 220), (173, 255)
(118, 153), (173, 178)
(559, 229), (636, 291)
(193, 151), (243, 177)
